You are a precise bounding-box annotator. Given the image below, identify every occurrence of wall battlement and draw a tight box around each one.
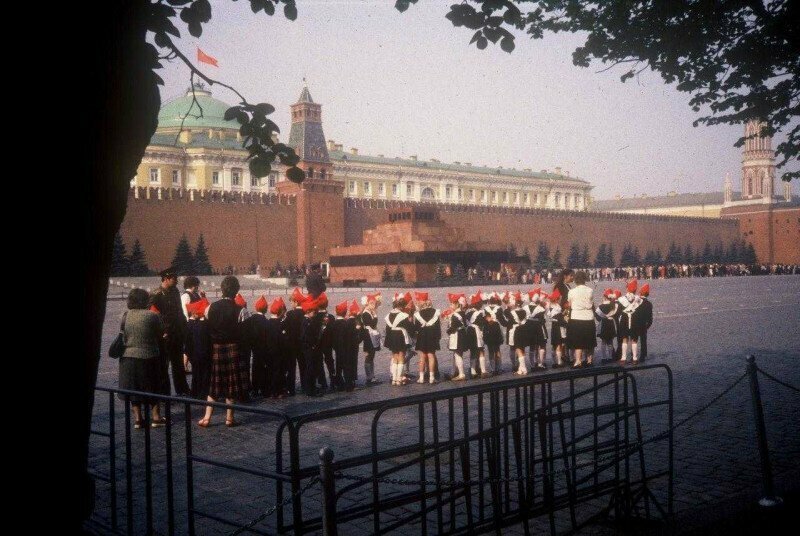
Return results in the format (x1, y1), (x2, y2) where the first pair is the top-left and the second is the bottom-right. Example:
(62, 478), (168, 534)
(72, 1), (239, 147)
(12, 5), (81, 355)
(131, 187), (296, 205)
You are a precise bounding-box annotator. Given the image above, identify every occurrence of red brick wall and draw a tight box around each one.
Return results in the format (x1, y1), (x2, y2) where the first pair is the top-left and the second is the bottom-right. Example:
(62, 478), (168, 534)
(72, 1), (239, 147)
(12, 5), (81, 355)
(119, 188), (298, 272)
(722, 204), (800, 264)
(344, 201), (741, 265)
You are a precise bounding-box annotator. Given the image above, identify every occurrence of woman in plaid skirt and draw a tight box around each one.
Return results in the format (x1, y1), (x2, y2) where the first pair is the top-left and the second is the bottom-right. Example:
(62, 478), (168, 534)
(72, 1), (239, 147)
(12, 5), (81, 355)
(198, 276), (248, 428)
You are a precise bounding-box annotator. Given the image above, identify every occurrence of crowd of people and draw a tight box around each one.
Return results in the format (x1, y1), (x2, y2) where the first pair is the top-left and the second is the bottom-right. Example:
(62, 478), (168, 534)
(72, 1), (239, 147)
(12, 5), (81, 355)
(470, 263), (798, 285)
(115, 268), (657, 429)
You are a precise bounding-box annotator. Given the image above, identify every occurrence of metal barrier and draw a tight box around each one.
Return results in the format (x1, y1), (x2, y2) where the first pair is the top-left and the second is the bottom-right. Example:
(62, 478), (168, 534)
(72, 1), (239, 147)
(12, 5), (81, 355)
(275, 363), (674, 535)
(86, 388), (293, 535)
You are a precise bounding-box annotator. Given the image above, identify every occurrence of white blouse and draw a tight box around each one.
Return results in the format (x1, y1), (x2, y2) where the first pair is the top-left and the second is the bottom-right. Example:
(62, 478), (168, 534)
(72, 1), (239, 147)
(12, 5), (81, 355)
(567, 285), (594, 321)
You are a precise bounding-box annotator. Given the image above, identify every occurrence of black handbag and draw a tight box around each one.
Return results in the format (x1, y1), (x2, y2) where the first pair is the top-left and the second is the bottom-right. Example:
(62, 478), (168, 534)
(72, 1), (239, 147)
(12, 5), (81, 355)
(109, 312), (128, 359)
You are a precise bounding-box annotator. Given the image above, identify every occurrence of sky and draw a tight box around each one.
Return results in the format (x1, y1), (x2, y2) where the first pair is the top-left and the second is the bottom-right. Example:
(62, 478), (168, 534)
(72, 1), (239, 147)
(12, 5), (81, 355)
(156, 0), (796, 200)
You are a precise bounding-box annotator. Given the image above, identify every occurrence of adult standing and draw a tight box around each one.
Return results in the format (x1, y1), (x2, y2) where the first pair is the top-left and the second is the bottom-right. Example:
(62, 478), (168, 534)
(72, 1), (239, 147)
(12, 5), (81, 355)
(181, 275), (203, 374)
(150, 268), (190, 396)
(198, 276), (248, 427)
(552, 269), (574, 364)
(634, 284), (653, 362)
(566, 271), (596, 368)
(284, 287), (307, 395)
(119, 288), (166, 429)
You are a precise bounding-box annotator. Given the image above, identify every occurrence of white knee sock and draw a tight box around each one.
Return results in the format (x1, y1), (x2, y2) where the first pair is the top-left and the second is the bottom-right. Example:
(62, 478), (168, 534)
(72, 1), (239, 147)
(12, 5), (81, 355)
(390, 362), (397, 382)
(621, 341), (629, 361)
(518, 354), (528, 373)
(454, 353), (464, 377)
(479, 353), (487, 374)
(538, 349), (545, 366)
(632, 342), (639, 361)
(555, 348), (563, 366)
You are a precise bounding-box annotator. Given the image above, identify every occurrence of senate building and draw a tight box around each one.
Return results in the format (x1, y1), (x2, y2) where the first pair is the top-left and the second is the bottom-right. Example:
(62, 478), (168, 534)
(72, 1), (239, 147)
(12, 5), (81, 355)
(133, 84), (594, 211)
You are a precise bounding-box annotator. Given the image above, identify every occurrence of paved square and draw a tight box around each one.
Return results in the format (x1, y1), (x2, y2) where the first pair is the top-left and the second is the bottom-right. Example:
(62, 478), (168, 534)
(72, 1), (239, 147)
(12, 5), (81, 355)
(89, 275), (800, 534)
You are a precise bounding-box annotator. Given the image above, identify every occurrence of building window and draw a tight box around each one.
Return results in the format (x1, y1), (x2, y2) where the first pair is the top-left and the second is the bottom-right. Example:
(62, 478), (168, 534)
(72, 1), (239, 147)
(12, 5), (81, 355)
(407, 182), (414, 197)
(492, 191), (497, 203)
(542, 194), (548, 206)
(149, 168), (159, 183)
(481, 190), (487, 202)
(171, 169), (180, 185)
(458, 187), (463, 200)
(308, 167), (315, 179)
(251, 175), (259, 187)
(268, 172), (277, 188)
(445, 185), (452, 199)
(349, 181), (356, 194)
(574, 196), (579, 209)
(392, 183), (398, 197)
(469, 189), (475, 201)
(212, 171), (220, 186)
(232, 170), (241, 187)
(421, 187), (435, 200)
(512, 192), (518, 204)
(363, 181), (371, 195)
(502, 191), (508, 203)
(523, 193), (528, 205)
(378, 183), (385, 196)
(534, 193), (539, 205)
(320, 169), (326, 180)
(555, 194), (560, 208)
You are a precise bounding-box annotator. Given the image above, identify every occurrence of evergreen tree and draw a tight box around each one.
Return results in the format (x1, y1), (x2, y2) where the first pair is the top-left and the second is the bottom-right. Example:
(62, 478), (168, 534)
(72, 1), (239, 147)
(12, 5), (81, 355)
(632, 246), (641, 266)
(726, 240), (740, 264)
(452, 263), (467, 282)
(534, 242), (552, 271)
(381, 265), (392, 282)
(683, 244), (694, 265)
(193, 234), (213, 275)
(580, 244), (590, 268)
(522, 246), (531, 263)
(393, 265), (405, 282)
(111, 233), (128, 277)
(507, 244), (517, 261)
(665, 242), (683, 264)
(701, 241), (713, 264)
(607, 244), (615, 267)
(743, 243), (758, 264)
(128, 239), (150, 276)
(643, 250), (658, 265)
(552, 247), (563, 269)
(567, 243), (581, 268)
(654, 248), (663, 265)
(171, 234), (195, 275)
(594, 243), (607, 268)
(712, 243), (725, 264)
(620, 244), (634, 266)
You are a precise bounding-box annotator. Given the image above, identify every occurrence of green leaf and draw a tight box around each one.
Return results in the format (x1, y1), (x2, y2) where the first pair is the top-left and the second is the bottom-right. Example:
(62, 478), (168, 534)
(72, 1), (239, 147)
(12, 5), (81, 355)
(154, 32), (170, 48)
(249, 156), (272, 178)
(284, 3), (298, 21)
(395, 0), (409, 12)
(250, 0), (265, 14)
(286, 166), (306, 184)
(255, 103), (276, 115)
(188, 20), (202, 38)
(500, 36), (515, 53)
(224, 106), (241, 121)
(264, 1), (275, 16)
(194, 0), (212, 23)
(476, 36), (488, 50)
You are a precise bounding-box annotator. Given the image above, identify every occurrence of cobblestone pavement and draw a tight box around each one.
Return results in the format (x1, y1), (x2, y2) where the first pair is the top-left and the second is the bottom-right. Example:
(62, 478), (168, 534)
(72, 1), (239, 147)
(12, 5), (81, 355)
(89, 275), (800, 535)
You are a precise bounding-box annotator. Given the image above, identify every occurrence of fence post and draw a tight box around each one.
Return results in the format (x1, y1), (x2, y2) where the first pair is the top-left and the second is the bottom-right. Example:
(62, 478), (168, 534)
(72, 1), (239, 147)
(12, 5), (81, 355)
(746, 355), (782, 507)
(319, 447), (338, 536)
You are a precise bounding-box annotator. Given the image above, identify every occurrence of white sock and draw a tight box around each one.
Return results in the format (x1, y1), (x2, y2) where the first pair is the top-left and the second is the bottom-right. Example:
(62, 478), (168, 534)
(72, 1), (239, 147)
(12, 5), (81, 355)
(555, 349), (563, 366)
(632, 342), (639, 361)
(390, 362), (396, 382)
(454, 354), (464, 377)
(621, 341), (628, 361)
(417, 371), (426, 383)
(538, 349), (545, 366)
(430, 371), (436, 384)
(518, 354), (527, 373)
(479, 353), (487, 374)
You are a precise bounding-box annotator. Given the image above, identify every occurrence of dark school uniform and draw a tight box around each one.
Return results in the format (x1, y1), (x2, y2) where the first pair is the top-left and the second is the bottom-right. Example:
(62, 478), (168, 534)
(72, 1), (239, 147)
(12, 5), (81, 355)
(184, 317), (211, 400)
(414, 307), (442, 352)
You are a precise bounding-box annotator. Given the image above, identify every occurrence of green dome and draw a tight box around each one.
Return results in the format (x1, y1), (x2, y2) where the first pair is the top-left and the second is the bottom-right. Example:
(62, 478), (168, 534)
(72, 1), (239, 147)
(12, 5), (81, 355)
(157, 88), (238, 130)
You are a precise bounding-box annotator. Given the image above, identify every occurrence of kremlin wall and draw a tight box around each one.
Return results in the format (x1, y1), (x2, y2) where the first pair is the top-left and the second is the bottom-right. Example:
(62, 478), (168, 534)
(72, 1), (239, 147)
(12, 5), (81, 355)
(118, 85), (799, 281)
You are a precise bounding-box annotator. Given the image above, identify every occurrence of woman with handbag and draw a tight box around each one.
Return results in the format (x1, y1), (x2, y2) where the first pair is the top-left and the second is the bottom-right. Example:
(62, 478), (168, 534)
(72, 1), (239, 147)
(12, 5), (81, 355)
(117, 288), (166, 429)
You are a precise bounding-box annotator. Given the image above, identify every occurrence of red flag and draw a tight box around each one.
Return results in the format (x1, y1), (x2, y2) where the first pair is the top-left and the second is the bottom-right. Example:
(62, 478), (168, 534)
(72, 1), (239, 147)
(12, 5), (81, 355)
(197, 47), (218, 67)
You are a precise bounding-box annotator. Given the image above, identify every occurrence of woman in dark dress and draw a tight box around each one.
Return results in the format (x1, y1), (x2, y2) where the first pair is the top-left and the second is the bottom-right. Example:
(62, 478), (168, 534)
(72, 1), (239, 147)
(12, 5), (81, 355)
(413, 292), (441, 384)
(119, 288), (165, 429)
(198, 276), (248, 428)
(360, 293), (381, 384)
(483, 293), (505, 374)
(184, 298), (211, 400)
(385, 296), (416, 386)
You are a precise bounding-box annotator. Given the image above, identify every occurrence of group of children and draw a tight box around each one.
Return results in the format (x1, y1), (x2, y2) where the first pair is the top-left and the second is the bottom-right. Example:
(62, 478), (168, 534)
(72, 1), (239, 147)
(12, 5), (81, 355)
(180, 279), (654, 404)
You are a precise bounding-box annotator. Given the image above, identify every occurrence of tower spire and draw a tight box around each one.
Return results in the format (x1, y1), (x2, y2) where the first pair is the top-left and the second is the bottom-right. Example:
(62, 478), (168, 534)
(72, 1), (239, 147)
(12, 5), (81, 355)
(741, 119), (775, 202)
